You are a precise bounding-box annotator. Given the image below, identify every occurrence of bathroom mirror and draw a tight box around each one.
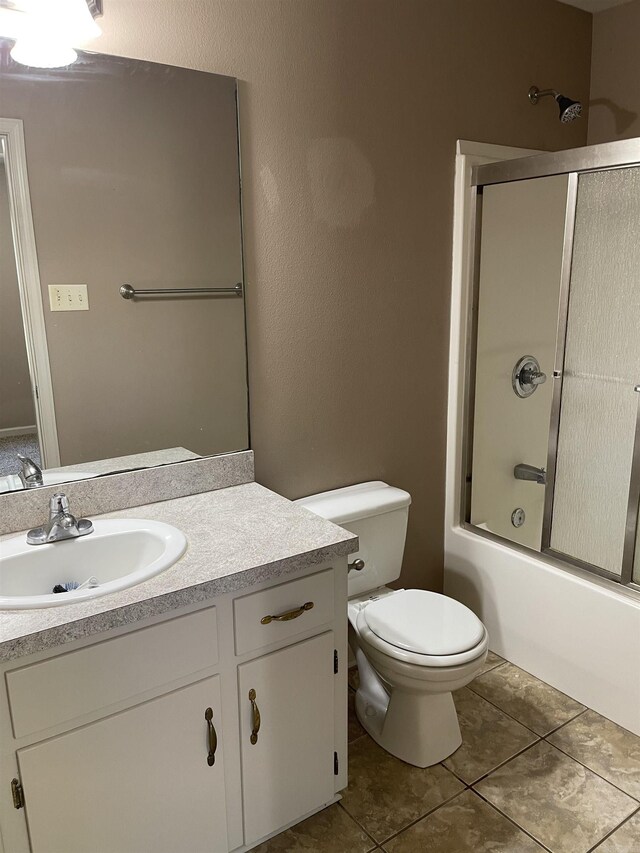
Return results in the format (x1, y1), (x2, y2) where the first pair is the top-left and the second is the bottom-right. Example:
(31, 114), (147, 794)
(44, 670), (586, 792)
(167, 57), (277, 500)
(464, 141), (640, 588)
(0, 40), (248, 494)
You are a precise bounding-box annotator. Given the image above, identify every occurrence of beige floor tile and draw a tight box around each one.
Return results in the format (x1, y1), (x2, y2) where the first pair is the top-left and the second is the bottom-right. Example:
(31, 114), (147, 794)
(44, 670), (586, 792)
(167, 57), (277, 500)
(478, 650), (505, 676)
(474, 741), (638, 853)
(444, 687), (538, 784)
(349, 690), (366, 742)
(340, 735), (465, 843)
(469, 662), (585, 736)
(251, 802), (376, 853)
(548, 709), (640, 800)
(592, 810), (640, 852)
(383, 790), (545, 852)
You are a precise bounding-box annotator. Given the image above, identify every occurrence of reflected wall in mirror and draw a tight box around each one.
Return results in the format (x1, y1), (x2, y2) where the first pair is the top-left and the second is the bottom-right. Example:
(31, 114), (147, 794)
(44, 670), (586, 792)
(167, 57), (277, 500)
(467, 147), (640, 588)
(0, 41), (249, 494)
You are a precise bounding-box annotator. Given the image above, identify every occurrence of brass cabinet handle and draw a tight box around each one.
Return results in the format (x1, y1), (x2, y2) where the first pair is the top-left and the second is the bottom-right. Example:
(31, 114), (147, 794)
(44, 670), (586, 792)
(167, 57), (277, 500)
(249, 689), (261, 745)
(205, 707), (218, 766)
(261, 601), (314, 625)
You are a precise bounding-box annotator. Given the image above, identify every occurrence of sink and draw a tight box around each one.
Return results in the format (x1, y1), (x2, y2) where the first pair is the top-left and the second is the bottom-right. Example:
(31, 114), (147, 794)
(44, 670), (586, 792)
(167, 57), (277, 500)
(0, 519), (187, 609)
(0, 470), (95, 493)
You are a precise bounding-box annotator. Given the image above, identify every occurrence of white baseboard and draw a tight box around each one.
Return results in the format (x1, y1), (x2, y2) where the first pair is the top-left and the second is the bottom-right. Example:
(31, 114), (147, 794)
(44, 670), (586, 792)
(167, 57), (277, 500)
(0, 425), (37, 438)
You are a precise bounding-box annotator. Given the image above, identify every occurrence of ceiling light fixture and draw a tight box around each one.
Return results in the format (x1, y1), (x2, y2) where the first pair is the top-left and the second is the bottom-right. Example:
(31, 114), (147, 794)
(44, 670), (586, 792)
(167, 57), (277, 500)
(1, 0), (103, 68)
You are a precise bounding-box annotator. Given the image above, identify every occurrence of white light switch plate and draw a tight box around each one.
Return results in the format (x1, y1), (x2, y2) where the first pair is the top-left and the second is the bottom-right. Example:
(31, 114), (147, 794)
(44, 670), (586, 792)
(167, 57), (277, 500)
(48, 285), (89, 312)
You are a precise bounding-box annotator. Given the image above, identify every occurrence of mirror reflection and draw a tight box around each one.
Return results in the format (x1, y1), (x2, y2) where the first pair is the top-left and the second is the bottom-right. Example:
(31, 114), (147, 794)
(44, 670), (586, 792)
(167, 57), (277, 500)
(0, 42), (249, 494)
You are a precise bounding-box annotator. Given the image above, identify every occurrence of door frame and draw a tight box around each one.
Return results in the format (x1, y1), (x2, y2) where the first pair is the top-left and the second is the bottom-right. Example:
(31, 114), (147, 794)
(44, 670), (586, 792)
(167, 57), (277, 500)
(1, 117), (60, 468)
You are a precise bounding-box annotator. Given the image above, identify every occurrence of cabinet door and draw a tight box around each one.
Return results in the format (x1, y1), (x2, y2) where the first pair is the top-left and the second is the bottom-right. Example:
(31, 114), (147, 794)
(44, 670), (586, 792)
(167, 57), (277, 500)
(239, 631), (335, 846)
(17, 676), (228, 853)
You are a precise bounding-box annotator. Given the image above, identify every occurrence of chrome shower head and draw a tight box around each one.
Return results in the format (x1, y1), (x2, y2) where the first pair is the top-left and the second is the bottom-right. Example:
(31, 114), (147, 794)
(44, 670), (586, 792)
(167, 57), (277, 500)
(528, 86), (582, 123)
(556, 94), (582, 123)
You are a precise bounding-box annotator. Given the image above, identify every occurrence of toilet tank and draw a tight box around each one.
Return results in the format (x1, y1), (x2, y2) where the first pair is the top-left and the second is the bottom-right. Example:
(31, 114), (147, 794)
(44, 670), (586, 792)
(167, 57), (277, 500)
(295, 482), (411, 597)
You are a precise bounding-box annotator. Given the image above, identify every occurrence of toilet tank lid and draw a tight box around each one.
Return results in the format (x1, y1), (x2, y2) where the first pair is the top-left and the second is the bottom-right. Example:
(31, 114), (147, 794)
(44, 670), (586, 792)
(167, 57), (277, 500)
(295, 481), (411, 524)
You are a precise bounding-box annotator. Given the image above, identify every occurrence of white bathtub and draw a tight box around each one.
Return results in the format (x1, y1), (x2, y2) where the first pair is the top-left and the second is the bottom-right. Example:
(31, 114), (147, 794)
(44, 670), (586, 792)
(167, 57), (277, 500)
(444, 524), (640, 735)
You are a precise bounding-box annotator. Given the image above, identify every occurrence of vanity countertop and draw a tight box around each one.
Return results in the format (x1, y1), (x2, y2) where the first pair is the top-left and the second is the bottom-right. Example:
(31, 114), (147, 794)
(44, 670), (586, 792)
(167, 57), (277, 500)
(0, 482), (358, 662)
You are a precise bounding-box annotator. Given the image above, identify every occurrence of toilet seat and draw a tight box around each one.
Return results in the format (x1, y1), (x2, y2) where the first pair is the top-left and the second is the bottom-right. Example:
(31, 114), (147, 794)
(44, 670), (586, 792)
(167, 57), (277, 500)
(355, 590), (488, 667)
(365, 589), (485, 655)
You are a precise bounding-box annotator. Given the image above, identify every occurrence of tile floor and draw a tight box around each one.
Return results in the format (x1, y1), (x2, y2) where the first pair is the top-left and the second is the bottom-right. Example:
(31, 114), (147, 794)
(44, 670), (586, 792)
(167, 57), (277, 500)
(0, 433), (40, 473)
(256, 651), (640, 853)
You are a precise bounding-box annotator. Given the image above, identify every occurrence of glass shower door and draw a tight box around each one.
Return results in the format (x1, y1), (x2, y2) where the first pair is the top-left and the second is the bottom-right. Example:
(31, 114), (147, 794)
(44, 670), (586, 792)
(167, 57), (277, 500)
(470, 175), (569, 550)
(548, 167), (640, 578)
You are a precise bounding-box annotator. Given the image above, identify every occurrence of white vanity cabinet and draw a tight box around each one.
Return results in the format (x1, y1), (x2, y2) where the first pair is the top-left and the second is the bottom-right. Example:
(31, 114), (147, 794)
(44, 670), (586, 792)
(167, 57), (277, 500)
(0, 560), (348, 853)
(16, 676), (229, 853)
(238, 632), (336, 846)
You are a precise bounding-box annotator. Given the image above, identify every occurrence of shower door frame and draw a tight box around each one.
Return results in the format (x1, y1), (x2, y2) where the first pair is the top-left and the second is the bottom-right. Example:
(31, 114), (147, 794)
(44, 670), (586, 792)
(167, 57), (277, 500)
(463, 137), (640, 590)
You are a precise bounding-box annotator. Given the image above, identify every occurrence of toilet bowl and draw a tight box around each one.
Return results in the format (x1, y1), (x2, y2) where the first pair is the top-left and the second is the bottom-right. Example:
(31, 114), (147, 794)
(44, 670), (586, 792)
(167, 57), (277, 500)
(349, 588), (487, 766)
(295, 481), (488, 768)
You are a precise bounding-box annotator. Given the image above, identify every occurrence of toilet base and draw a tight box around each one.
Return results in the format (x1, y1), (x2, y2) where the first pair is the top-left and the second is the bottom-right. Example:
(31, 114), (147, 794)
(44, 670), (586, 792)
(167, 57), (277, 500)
(352, 647), (464, 768)
(355, 684), (462, 768)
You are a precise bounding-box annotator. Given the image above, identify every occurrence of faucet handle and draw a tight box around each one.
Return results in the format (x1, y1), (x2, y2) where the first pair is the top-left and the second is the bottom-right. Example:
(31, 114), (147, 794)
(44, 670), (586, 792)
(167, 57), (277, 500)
(50, 493), (71, 515)
(521, 367), (547, 387)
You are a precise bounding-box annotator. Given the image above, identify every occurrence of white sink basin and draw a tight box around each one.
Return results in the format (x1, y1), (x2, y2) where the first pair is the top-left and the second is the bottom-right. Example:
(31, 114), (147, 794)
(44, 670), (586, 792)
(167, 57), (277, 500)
(0, 519), (187, 609)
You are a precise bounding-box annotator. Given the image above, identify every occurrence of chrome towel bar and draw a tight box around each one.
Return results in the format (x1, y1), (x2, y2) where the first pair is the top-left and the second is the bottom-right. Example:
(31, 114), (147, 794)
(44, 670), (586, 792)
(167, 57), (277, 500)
(119, 283), (242, 299)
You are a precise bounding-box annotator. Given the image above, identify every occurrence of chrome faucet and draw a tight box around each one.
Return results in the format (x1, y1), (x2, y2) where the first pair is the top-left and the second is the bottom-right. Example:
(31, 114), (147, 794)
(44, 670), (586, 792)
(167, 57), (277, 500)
(514, 463), (547, 485)
(26, 493), (94, 545)
(17, 454), (43, 489)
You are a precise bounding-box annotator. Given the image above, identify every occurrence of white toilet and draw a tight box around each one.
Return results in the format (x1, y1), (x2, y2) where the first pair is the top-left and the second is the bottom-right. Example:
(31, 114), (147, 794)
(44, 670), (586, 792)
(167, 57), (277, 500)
(296, 481), (488, 768)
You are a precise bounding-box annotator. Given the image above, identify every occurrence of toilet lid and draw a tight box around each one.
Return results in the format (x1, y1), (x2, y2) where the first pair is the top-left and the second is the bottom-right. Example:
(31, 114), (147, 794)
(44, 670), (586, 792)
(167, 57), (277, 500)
(364, 590), (484, 656)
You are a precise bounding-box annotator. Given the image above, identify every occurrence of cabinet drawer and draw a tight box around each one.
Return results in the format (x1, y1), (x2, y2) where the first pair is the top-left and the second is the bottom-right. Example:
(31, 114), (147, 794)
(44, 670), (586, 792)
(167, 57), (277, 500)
(233, 568), (334, 655)
(7, 606), (218, 739)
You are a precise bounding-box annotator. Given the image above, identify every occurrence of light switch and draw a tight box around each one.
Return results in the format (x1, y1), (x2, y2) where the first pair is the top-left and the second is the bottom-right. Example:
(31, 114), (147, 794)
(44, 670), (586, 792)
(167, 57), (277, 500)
(49, 285), (89, 312)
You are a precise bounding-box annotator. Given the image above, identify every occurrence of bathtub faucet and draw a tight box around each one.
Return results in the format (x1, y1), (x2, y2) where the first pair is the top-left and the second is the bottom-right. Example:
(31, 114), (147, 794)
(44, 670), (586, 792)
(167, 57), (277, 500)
(513, 463), (547, 485)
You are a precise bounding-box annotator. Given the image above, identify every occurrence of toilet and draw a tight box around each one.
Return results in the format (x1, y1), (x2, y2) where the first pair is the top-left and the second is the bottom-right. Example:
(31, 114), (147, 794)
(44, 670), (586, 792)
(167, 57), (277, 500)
(296, 481), (488, 768)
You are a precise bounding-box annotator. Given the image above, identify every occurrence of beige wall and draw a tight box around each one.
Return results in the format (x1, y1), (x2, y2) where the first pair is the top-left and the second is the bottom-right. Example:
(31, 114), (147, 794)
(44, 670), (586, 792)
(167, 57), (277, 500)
(588, 0), (640, 144)
(2, 58), (248, 466)
(0, 162), (35, 431)
(96, 0), (591, 592)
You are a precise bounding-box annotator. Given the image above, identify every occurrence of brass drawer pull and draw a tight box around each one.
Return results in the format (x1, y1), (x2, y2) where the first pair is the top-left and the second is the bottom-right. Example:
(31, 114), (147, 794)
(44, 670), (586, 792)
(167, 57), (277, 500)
(205, 707), (218, 766)
(261, 601), (314, 625)
(249, 689), (261, 745)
